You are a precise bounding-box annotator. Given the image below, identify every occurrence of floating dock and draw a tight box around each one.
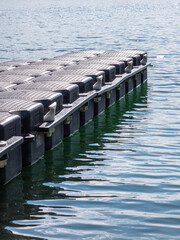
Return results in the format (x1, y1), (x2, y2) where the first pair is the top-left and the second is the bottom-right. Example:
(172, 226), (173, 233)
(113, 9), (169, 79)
(0, 50), (150, 185)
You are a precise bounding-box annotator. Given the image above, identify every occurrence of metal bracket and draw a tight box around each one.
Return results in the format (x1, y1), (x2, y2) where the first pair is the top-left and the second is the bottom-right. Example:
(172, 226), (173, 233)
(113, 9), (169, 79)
(80, 105), (88, 112)
(117, 84), (122, 90)
(0, 159), (7, 169)
(94, 97), (101, 103)
(45, 128), (55, 137)
(64, 115), (72, 125)
(106, 90), (112, 99)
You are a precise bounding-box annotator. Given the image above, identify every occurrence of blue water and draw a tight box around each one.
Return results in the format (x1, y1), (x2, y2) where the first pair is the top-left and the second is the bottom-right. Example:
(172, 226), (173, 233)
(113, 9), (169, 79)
(0, 0), (180, 239)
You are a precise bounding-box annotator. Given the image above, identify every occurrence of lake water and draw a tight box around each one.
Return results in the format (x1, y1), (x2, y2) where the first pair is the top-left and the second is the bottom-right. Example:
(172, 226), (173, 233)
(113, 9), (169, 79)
(0, 0), (180, 239)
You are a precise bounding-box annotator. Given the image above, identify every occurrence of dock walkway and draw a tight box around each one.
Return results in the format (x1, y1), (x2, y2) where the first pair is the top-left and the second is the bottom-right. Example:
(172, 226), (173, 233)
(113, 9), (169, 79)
(0, 50), (150, 185)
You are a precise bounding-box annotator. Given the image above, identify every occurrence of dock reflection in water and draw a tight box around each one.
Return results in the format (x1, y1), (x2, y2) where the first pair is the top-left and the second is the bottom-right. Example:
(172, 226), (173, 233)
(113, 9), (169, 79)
(0, 83), (150, 240)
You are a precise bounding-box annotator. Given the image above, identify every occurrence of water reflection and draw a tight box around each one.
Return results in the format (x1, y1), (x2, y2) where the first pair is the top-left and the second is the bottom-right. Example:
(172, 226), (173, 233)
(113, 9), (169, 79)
(0, 82), (148, 239)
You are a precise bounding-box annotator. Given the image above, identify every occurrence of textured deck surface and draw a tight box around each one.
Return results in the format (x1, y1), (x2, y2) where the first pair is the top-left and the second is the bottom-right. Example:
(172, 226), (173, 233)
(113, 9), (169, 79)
(0, 50), (149, 185)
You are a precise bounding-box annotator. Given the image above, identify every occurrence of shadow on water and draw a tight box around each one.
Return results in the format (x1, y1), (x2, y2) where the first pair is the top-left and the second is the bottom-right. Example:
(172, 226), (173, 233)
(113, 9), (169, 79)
(0, 82), (148, 240)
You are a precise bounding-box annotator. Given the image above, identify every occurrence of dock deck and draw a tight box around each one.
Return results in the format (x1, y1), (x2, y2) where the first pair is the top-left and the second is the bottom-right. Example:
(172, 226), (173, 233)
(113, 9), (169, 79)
(0, 50), (150, 185)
